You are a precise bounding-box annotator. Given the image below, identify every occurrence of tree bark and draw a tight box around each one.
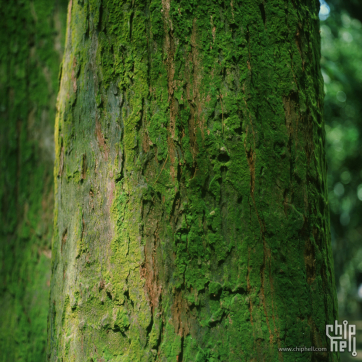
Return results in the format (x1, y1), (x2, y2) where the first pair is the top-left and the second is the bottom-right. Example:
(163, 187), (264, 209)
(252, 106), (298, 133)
(0, 0), (66, 361)
(49, 0), (338, 361)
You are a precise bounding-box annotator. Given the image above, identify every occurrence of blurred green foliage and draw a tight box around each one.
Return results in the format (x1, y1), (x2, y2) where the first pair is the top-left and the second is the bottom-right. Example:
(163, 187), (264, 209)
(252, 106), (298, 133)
(321, 0), (362, 317)
(0, 0), (67, 360)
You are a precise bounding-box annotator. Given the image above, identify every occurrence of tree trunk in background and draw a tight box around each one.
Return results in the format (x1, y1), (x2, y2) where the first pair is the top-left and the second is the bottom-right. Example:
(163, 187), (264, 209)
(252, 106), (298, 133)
(50, 0), (338, 361)
(0, 1), (66, 361)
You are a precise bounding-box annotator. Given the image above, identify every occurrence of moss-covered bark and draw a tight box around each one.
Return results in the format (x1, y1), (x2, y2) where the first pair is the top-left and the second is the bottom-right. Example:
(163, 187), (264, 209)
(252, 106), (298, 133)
(50, 0), (338, 361)
(0, 1), (66, 361)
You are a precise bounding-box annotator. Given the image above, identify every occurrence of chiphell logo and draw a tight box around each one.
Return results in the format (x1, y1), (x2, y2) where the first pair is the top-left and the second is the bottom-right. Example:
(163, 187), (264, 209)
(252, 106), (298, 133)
(326, 320), (357, 357)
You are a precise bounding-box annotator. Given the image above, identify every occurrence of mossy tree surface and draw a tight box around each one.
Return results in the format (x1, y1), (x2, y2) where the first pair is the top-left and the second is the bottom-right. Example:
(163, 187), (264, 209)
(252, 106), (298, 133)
(50, 0), (338, 361)
(0, 0), (66, 361)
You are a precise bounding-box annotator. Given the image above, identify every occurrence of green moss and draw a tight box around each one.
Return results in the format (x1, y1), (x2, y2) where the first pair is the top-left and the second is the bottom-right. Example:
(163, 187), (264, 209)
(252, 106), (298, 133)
(50, 0), (338, 360)
(159, 322), (182, 360)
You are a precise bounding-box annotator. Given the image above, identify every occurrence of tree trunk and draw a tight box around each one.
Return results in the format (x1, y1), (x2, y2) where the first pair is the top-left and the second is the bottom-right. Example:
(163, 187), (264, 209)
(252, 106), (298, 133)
(0, 0), (66, 361)
(49, 0), (338, 361)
